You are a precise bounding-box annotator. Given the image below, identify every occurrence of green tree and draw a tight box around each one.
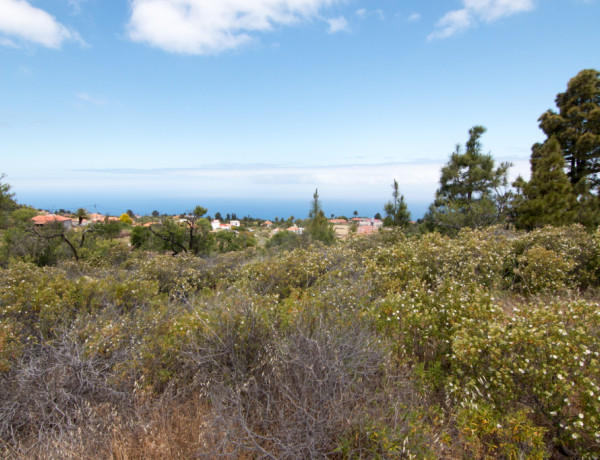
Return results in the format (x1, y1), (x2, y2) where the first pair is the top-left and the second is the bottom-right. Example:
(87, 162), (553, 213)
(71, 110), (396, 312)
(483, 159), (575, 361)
(538, 69), (600, 193)
(383, 179), (411, 228)
(75, 208), (88, 226)
(308, 189), (335, 244)
(266, 230), (301, 250)
(426, 126), (511, 232)
(151, 210), (160, 217)
(513, 137), (577, 229)
(0, 174), (17, 228)
(145, 205), (214, 255)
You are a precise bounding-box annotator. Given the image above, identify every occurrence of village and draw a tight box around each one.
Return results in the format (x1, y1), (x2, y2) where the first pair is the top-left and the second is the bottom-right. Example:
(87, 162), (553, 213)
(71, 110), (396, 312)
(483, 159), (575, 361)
(29, 209), (386, 240)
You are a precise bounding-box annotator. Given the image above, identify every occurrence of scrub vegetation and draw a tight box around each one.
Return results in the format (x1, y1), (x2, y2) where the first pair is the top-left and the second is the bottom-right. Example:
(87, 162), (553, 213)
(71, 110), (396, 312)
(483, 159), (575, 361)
(1, 224), (600, 458)
(1, 68), (599, 458)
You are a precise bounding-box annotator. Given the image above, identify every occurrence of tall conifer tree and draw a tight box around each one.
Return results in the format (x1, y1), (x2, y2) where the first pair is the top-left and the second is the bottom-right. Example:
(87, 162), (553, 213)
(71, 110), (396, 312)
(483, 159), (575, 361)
(514, 138), (577, 229)
(538, 69), (600, 193)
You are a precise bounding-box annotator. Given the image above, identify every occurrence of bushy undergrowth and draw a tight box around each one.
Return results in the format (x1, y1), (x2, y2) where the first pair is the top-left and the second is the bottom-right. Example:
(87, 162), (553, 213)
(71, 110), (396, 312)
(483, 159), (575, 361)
(1, 225), (600, 458)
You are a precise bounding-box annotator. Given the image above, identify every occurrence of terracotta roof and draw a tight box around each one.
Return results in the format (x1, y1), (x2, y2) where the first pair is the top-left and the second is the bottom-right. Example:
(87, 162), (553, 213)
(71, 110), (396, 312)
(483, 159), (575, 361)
(357, 226), (378, 235)
(88, 213), (104, 221)
(31, 215), (71, 225)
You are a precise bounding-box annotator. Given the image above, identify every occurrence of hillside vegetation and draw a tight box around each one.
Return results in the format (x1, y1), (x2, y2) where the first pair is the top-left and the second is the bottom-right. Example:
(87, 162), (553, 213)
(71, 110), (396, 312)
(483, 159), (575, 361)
(1, 68), (599, 458)
(1, 225), (600, 459)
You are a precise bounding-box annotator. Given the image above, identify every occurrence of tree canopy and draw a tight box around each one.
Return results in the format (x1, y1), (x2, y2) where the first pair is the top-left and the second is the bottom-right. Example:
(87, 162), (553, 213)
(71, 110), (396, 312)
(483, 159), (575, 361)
(538, 69), (600, 193)
(308, 189), (335, 244)
(383, 179), (411, 228)
(513, 137), (577, 229)
(426, 126), (511, 232)
(0, 174), (17, 228)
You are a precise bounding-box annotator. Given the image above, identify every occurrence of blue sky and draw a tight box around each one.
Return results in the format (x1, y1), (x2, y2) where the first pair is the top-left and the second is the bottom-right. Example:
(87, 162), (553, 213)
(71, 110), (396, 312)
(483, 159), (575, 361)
(1, 0), (599, 217)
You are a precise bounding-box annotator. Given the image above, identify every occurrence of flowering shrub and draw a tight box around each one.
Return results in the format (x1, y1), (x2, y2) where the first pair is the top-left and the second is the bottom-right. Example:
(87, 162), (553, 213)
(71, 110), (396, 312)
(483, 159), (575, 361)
(241, 245), (363, 299)
(456, 402), (547, 459)
(451, 300), (600, 456)
(376, 279), (502, 365)
(514, 245), (575, 294)
(511, 225), (600, 291)
(2, 224), (600, 458)
(0, 320), (21, 372)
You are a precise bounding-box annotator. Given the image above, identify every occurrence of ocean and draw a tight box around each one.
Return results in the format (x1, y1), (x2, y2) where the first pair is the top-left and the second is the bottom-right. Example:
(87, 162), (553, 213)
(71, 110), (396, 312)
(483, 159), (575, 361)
(15, 191), (429, 220)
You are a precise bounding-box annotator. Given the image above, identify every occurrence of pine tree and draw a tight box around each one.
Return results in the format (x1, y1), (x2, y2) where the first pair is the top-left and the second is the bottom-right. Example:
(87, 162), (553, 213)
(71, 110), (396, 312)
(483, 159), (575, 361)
(383, 179), (411, 228)
(308, 189), (335, 244)
(538, 69), (600, 193)
(426, 126), (511, 231)
(514, 138), (577, 229)
(0, 174), (16, 228)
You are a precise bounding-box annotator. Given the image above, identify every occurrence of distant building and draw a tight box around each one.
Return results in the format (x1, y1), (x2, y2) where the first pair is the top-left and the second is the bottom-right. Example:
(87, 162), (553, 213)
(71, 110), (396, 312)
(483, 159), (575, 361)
(230, 220), (241, 227)
(351, 217), (383, 229)
(357, 226), (378, 235)
(212, 220), (232, 231)
(88, 213), (104, 222)
(287, 226), (304, 235)
(31, 214), (73, 230)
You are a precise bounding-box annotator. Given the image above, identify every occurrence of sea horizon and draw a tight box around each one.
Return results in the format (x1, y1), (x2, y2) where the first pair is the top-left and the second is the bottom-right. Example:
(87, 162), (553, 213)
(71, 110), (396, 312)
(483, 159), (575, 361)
(14, 191), (429, 221)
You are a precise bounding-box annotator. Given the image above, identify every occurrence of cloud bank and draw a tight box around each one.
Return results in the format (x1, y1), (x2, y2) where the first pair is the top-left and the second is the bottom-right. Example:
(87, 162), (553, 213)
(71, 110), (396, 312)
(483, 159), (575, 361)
(0, 0), (74, 48)
(429, 0), (535, 40)
(127, 0), (338, 54)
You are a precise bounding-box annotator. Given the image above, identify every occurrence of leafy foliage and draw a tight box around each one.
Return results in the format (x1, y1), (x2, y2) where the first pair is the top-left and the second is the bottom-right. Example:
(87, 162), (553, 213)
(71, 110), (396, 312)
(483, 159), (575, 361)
(514, 137), (578, 229)
(383, 179), (411, 228)
(426, 126), (512, 232)
(308, 189), (335, 244)
(538, 68), (600, 192)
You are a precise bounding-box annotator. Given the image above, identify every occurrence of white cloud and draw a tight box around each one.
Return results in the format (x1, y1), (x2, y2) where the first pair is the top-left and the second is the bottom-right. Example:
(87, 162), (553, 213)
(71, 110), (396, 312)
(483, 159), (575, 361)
(128, 0), (338, 55)
(355, 8), (384, 20)
(429, 0), (535, 40)
(68, 0), (87, 15)
(76, 93), (106, 105)
(60, 162), (444, 203)
(407, 12), (421, 22)
(0, 0), (74, 48)
(327, 16), (349, 33)
(0, 37), (19, 48)
(16, 65), (33, 77)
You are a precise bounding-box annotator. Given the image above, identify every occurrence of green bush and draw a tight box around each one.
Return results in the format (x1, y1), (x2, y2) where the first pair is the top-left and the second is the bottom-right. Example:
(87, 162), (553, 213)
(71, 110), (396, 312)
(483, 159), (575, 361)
(450, 300), (600, 457)
(514, 245), (575, 294)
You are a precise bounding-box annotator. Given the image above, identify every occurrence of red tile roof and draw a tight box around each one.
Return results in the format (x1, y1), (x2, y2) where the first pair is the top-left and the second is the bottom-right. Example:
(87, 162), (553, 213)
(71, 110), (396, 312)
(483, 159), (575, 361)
(31, 215), (71, 225)
(88, 213), (104, 221)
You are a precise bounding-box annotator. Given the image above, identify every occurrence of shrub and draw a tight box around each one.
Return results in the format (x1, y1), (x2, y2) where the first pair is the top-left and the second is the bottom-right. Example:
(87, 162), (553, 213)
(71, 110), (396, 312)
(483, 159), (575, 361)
(450, 300), (600, 457)
(376, 279), (502, 367)
(514, 245), (575, 295)
(456, 402), (547, 459)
